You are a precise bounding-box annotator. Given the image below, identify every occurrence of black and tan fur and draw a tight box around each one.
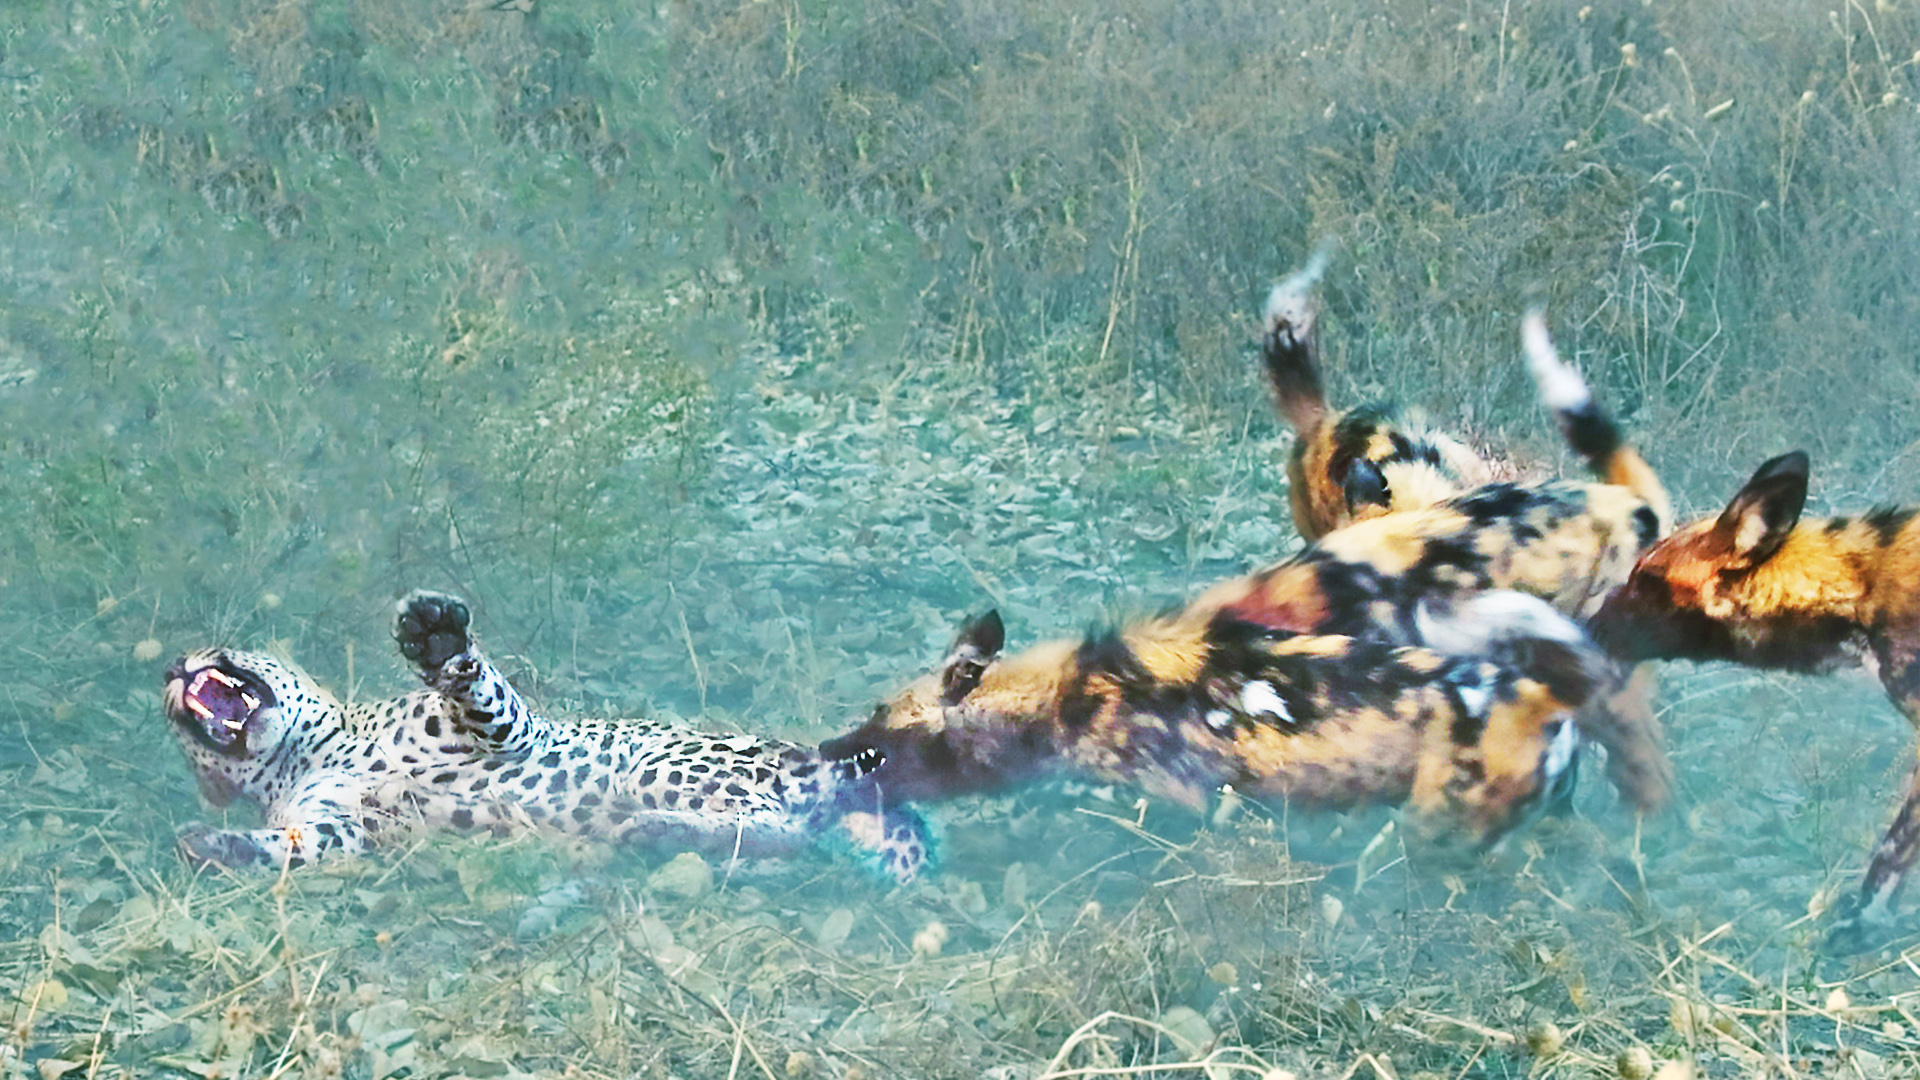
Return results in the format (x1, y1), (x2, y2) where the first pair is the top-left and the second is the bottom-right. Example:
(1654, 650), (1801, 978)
(824, 591), (1606, 846)
(1261, 249), (1499, 541)
(1234, 312), (1678, 806)
(1588, 450), (1920, 950)
(1263, 264), (1675, 582)
(827, 313), (1674, 822)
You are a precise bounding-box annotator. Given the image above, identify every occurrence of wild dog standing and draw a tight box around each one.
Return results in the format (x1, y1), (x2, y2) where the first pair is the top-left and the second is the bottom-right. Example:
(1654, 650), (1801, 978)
(823, 311), (1673, 848)
(1260, 248), (1500, 541)
(823, 591), (1607, 846)
(1588, 450), (1920, 951)
(1222, 311), (1677, 806)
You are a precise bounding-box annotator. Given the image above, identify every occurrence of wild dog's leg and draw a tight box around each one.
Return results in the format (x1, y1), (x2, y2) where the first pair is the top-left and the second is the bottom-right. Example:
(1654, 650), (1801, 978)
(178, 774), (373, 870)
(1581, 663), (1673, 813)
(1828, 763), (1920, 953)
(1260, 246), (1332, 436)
(1402, 592), (1604, 841)
(1261, 246), (1343, 541)
(393, 589), (552, 759)
(1829, 642), (1920, 952)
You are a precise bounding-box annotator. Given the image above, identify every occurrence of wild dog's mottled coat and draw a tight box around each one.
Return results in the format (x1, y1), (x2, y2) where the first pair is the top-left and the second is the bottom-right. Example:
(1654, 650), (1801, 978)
(824, 592), (1605, 845)
(1589, 451), (1920, 951)
(1264, 295), (1673, 616)
(827, 312), (1674, 829)
(1197, 315), (1677, 808)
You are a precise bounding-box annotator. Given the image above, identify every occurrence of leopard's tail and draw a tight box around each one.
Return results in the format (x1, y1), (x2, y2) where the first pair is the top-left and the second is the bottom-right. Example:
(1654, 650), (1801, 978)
(1523, 309), (1672, 535)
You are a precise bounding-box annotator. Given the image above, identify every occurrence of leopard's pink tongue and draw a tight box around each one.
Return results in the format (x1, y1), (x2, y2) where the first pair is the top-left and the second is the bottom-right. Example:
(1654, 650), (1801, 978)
(187, 668), (255, 730)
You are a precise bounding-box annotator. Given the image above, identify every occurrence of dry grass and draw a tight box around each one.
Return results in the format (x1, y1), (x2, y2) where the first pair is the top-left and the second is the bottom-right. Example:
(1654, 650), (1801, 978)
(3, 0), (1920, 1076)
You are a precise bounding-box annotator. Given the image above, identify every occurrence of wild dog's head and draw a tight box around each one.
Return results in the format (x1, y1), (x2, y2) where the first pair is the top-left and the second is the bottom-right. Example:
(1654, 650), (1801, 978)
(162, 648), (334, 805)
(1588, 451), (1811, 664)
(820, 611), (1068, 802)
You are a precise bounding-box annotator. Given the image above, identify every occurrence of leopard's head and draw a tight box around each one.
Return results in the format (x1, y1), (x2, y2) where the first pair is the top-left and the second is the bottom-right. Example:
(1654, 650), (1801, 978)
(162, 648), (329, 764)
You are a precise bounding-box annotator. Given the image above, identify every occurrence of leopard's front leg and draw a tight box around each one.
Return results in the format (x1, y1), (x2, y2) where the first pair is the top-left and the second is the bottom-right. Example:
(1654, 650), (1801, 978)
(394, 589), (553, 760)
(178, 775), (372, 870)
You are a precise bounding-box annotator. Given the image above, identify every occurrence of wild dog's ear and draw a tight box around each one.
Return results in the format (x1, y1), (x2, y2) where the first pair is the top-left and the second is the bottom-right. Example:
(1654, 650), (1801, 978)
(1713, 451), (1809, 564)
(1343, 457), (1390, 514)
(939, 610), (1005, 705)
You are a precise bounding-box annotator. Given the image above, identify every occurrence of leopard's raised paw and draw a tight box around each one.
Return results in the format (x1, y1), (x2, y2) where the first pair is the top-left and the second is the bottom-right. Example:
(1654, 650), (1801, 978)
(395, 589), (472, 672)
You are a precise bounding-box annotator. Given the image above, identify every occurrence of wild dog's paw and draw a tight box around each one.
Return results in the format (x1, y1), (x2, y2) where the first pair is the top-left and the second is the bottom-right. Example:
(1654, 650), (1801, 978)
(1825, 895), (1904, 956)
(395, 590), (472, 673)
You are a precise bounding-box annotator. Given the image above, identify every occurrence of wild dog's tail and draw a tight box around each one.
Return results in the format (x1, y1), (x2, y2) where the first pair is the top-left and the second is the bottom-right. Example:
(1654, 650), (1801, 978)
(1260, 243), (1336, 434)
(1522, 310), (1673, 534)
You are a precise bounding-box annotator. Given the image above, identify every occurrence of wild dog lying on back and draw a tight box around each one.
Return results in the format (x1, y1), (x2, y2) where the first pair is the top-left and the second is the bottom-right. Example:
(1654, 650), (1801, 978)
(1262, 314), (1672, 615)
(1588, 451), (1920, 951)
(1260, 248), (1500, 541)
(823, 591), (1607, 845)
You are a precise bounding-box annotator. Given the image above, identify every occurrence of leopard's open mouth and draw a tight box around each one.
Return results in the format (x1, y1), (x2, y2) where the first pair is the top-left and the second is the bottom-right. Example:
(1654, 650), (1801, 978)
(163, 657), (275, 755)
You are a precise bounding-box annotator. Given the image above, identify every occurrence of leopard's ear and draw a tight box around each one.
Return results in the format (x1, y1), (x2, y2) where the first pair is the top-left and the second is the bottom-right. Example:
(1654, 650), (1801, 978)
(938, 610), (1004, 705)
(1713, 451), (1808, 565)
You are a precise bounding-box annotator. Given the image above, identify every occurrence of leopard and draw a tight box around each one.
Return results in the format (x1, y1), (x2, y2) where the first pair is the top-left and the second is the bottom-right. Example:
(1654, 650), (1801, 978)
(161, 589), (930, 882)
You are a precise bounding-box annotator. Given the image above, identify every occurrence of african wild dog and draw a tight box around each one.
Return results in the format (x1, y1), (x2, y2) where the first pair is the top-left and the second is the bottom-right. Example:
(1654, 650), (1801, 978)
(826, 313), (1677, 832)
(1588, 450), (1920, 951)
(1226, 311), (1678, 806)
(1260, 248), (1500, 541)
(822, 590), (1609, 846)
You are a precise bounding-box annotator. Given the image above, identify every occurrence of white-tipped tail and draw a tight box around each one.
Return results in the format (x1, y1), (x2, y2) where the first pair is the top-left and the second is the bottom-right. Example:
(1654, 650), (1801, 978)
(1414, 589), (1587, 656)
(1262, 241), (1335, 334)
(1522, 309), (1593, 414)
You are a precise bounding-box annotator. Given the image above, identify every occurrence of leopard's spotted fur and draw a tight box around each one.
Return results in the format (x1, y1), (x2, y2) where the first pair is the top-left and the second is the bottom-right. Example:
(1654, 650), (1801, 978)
(162, 590), (928, 881)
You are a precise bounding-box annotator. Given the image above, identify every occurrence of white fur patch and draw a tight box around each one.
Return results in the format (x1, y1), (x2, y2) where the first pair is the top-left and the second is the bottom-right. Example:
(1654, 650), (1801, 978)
(1261, 243), (1333, 333)
(1238, 680), (1292, 721)
(1415, 590), (1585, 655)
(1731, 511), (1773, 556)
(1454, 672), (1493, 718)
(1541, 718), (1579, 781)
(1522, 309), (1593, 413)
